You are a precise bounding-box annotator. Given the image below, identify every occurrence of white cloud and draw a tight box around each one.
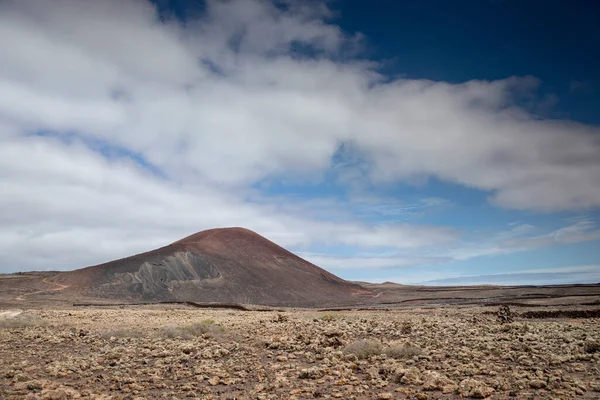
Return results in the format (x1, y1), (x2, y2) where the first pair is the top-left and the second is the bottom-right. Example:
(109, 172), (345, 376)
(0, 0), (599, 273)
(299, 253), (452, 270)
(299, 218), (600, 274)
(414, 265), (600, 286)
(365, 265), (600, 286)
(517, 265), (600, 275)
(0, 134), (460, 272)
(448, 217), (600, 261)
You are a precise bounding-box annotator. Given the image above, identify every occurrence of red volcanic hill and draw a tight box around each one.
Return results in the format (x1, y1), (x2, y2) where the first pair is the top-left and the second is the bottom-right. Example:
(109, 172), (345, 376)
(52, 227), (370, 307)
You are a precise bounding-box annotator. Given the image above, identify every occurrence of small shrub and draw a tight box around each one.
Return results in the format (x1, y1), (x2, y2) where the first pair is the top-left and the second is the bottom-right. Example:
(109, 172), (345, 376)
(157, 321), (224, 339)
(384, 343), (423, 359)
(272, 314), (289, 323)
(0, 314), (44, 330)
(102, 327), (143, 338)
(320, 314), (341, 322)
(584, 340), (600, 354)
(343, 339), (382, 359)
(189, 320), (224, 336)
(497, 305), (514, 324)
(400, 321), (412, 334)
(500, 322), (529, 333)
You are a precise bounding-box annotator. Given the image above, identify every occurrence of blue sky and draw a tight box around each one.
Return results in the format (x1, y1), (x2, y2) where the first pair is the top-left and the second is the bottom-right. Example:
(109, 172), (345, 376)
(338, 0), (600, 123)
(0, 0), (599, 285)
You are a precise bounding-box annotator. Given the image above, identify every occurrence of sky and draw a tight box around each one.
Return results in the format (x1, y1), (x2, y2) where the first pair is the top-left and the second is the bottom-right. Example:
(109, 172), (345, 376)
(0, 0), (599, 285)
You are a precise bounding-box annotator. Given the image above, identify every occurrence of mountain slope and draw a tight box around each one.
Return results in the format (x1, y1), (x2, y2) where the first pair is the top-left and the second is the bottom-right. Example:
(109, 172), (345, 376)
(52, 227), (370, 306)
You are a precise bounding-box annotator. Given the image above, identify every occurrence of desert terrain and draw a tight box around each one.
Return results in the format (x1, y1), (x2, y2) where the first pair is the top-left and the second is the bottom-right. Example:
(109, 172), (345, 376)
(1, 300), (599, 400)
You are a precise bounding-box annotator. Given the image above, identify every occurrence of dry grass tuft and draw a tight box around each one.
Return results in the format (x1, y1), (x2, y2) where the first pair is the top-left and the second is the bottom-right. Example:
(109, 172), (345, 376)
(0, 314), (44, 330)
(384, 342), (423, 359)
(156, 320), (224, 339)
(343, 339), (382, 359)
(319, 314), (341, 321)
(399, 321), (412, 334)
(101, 319), (224, 340)
(101, 327), (144, 339)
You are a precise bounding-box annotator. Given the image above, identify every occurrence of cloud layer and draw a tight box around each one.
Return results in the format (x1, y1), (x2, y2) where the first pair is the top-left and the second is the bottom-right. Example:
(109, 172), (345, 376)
(1, 0), (599, 275)
(418, 265), (600, 286)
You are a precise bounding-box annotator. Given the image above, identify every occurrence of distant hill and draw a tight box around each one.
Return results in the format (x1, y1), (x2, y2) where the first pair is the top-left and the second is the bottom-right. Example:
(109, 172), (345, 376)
(50, 227), (370, 307)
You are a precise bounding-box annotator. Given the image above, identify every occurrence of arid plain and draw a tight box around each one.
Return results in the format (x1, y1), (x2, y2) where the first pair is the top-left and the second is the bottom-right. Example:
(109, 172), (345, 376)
(1, 285), (599, 399)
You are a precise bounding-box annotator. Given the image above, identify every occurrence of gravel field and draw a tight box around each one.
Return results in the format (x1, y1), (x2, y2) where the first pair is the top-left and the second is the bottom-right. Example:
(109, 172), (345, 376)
(1, 305), (599, 399)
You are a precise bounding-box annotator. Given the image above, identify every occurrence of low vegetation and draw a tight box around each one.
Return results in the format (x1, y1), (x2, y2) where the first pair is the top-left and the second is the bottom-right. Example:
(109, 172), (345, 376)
(399, 320), (413, 334)
(101, 319), (224, 339)
(384, 342), (423, 359)
(343, 339), (383, 359)
(156, 319), (224, 339)
(101, 327), (144, 338)
(319, 313), (341, 321)
(0, 313), (44, 330)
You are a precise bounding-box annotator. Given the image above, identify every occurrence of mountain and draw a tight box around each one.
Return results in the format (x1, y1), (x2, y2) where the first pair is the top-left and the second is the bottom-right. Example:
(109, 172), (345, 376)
(50, 227), (370, 307)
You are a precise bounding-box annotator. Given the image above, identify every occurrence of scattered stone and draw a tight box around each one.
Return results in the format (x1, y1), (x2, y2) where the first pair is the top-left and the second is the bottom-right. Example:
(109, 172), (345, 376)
(323, 329), (344, 338)
(1, 305), (598, 399)
(497, 305), (514, 324)
(459, 378), (495, 398)
(584, 339), (600, 354)
(422, 371), (454, 391)
(529, 379), (547, 389)
(272, 314), (289, 323)
(299, 366), (326, 380)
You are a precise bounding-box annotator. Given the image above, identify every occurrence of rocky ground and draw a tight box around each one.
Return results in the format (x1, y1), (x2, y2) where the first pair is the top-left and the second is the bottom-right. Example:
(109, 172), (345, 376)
(1, 305), (599, 399)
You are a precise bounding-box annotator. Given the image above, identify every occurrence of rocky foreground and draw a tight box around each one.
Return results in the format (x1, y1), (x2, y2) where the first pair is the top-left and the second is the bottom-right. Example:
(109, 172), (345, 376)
(1, 305), (599, 399)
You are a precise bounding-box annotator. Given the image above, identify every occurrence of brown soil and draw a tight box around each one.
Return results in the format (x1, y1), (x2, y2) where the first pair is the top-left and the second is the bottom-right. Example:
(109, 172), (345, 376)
(1, 304), (599, 399)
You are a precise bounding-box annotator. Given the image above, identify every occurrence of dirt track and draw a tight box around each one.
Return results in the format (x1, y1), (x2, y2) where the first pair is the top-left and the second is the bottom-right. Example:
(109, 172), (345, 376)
(15, 277), (69, 301)
(0, 310), (22, 319)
